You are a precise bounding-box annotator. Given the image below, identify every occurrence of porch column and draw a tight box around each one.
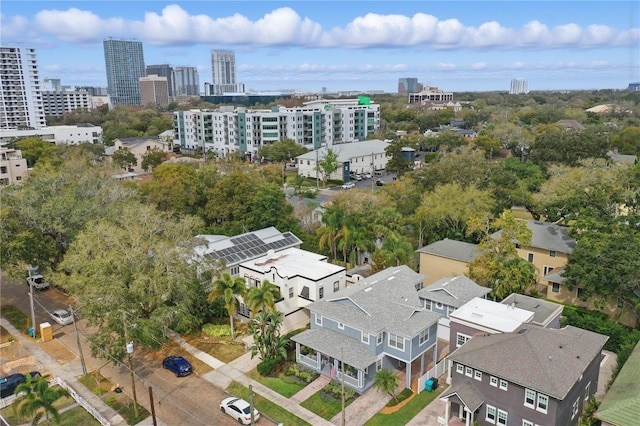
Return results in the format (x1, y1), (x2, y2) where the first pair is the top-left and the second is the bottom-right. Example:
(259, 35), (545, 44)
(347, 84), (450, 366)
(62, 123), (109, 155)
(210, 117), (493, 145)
(433, 340), (438, 368)
(420, 352), (425, 376)
(295, 342), (300, 361)
(465, 408), (471, 426)
(446, 359), (453, 384)
(405, 361), (411, 389)
(443, 397), (450, 422)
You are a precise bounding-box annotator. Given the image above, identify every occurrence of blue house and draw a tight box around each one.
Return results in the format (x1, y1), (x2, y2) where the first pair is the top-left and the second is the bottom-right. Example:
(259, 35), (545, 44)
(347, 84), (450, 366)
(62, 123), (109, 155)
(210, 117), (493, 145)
(291, 266), (441, 393)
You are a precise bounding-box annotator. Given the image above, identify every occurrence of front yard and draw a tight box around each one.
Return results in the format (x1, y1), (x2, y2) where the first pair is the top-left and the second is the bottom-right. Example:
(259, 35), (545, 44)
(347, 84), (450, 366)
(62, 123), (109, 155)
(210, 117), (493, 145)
(300, 380), (358, 420)
(247, 362), (319, 398)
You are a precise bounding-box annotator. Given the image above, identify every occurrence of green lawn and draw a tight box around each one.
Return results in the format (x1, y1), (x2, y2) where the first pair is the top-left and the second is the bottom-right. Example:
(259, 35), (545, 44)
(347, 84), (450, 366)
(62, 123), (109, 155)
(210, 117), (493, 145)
(226, 381), (311, 426)
(300, 389), (356, 420)
(247, 368), (307, 398)
(364, 387), (445, 426)
(2, 304), (29, 334)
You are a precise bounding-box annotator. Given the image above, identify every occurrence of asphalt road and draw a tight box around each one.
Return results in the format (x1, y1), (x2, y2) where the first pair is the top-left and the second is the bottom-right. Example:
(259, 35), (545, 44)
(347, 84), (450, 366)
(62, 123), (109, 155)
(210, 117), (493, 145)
(0, 273), (255, 426)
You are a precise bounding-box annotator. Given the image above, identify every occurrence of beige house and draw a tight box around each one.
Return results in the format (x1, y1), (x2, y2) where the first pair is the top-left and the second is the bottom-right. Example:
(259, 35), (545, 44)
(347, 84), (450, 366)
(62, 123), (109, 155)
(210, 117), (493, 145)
(109, 136), (171, 173)
(416, 239), (479, 285)
(0, 147), (29, 185)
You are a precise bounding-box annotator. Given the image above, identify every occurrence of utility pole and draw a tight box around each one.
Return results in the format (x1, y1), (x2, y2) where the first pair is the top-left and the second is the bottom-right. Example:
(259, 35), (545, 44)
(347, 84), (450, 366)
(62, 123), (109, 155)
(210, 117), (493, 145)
(71, 306), (87, 376)
(341, 348), (346, 426)
(123, 312), (139, 418)
(27, 268), (37, 339)
(148, 386), (158, 426)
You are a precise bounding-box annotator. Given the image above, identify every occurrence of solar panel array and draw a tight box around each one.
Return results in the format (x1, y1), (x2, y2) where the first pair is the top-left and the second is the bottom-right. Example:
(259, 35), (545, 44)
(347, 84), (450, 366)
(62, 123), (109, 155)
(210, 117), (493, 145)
(206, 232), (301, 265)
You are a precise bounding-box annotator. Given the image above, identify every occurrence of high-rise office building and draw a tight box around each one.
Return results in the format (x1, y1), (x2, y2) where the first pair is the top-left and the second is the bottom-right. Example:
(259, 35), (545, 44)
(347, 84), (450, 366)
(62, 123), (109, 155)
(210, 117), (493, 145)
(146, 64), (174, 96)
(510, 78), (529, 94)
(0, 45), (47, 129)
(139, 75), (169, 106)
(174, 66), (200, 96)
(398, 78), (421, 94)
(210, 49), (244, 95)
(103, 38), (146, 106)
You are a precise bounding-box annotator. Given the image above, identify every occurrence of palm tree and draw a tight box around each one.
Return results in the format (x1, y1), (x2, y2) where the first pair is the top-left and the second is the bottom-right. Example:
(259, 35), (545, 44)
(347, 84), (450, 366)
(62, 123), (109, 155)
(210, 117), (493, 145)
(13, 375), (69, 426)
(373, 368), (400, 404)
(249, 311), (289, 362)
(208, 272), (247, 339)
(246, 280), (280, 316)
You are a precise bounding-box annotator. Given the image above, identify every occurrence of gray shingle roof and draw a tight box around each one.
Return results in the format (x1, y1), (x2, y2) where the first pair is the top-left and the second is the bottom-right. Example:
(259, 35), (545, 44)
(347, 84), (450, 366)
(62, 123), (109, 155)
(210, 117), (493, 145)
(416, 239), (479, 263)
(291, 328), (378, 370)
(500, 294), (563, 327)
(418, 276), (490, 308)
(543, 266), (567, 284)
(448, 325), (608, 399)
(307, 266), (441, 338)
(492, 220), (576, 254)
(441, 379), (485, 412)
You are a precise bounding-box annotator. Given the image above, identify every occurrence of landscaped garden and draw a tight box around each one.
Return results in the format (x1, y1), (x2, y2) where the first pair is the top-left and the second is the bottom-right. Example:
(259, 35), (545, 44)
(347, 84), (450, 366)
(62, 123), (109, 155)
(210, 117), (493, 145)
(226, 381), (311, 426)
(248, 362), (319, 398)
(300, 379), (358, 420)
(363, 387), (445, 426)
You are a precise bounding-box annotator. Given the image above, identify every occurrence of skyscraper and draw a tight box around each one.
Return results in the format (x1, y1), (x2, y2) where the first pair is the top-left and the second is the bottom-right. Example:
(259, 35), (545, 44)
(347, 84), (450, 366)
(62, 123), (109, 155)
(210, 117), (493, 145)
(510, 78), (529, 94)
(0, 45), (46, 129)
(398, 78), (420, 94)
(146, 64), (174, 96)
(174, 66), (200, 96)
(210, 49), (244, 95)
(139, 75), (169, 106)
(103, 38), (145, 106)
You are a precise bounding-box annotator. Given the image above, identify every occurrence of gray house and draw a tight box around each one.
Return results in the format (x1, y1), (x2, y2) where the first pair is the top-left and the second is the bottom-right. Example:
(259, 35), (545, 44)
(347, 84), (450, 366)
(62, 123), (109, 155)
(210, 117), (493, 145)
(418, 276), (490, 340)
(441, 325), (608, 426)
(291, 266), (441, 393)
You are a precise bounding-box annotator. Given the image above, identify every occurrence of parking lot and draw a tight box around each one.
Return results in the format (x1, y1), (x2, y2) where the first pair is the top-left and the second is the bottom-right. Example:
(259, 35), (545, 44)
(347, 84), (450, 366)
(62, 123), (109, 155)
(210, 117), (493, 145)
(334, 171), (396, 191)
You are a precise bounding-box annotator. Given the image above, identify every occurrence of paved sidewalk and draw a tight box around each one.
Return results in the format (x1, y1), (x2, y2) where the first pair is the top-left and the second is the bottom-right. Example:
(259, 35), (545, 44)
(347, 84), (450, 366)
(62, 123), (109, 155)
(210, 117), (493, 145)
(1, 318), (127, 426)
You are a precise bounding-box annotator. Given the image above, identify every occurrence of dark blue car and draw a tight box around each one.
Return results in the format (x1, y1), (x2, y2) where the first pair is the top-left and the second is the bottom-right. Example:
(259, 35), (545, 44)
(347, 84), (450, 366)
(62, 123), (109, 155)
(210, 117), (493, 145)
(1, 372), (41, 398)
(162, 356), (192, 377)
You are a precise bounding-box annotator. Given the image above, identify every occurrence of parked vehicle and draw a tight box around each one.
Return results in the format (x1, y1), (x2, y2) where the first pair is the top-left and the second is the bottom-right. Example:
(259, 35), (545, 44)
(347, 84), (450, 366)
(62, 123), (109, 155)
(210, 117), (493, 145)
(162, 356), (192, 377)
(27, 268), (50, 290)
(341, 182), (356, 189)
(49, 309), (74, 326)
(363, 172), (372, 179)
(376, 179), (386, 186)
(0, 372), (41, 398)
(354, 174), (363, 181)
(220, 397), (260, 425)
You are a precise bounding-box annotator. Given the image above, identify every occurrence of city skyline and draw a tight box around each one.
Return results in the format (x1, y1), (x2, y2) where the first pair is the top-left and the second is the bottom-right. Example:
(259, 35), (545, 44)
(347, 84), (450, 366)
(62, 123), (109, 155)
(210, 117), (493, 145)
(1, 1), (638, 93)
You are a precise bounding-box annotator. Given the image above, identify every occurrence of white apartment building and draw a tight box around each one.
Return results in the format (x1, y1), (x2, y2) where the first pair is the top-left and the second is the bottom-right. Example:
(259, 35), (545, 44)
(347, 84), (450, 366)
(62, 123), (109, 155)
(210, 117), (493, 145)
(0, 46), (47, 129)
(41, 89), (91, 116)
(510, 78), (529, 94)
(0, 147), (29, 185)
(173, 98), (380, 160)
(0, 124), (103, 145)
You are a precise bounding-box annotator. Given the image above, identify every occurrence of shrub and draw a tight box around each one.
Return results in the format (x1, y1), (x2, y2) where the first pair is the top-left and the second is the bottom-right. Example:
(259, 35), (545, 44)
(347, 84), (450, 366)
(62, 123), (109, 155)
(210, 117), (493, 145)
(257, 357), (282, 376)
(94, 387), (108, 396)
(322, 380), (355, 401)
(202, 323), (231, 338)
(105, 397), (117, 406)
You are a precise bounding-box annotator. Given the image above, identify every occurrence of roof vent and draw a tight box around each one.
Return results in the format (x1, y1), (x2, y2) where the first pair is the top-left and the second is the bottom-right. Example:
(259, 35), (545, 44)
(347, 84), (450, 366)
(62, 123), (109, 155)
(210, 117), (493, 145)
(559, 345), (563, 349)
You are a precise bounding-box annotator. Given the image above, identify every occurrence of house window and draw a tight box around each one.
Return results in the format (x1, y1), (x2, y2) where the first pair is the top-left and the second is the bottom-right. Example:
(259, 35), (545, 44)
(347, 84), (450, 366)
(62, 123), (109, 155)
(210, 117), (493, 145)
(289, 287), (294, 299)
(319, 286), (324, 299)
(474, 370), (482, 381)
(388, 333), (404, 351)
(524, 389), (536, 408)
(499, 379), (508, 391)
(315, 314), (322, 326)
(415, 282), (422, 291)
(515, 243), (521, 249)
(527, 253), (534, 263)
(486, 405), (496, 423)
(362, 332), (369, 344)
(537, 394), (549, 413)
(577, 287), (585, 299)
(376, 358), (382, 371)
(333, 281), (340, 292)
(552, 282), (560, 293)
(465, 367), (473, 377)
(490, 376), (498, 387)
(497, 409), (508, 425)
(456, 333), (471, 348)
(377, 332), (383, 345)
(230, 266), (239, 275)
(522, 421), (534, 426)
(549, 250), (556, 257)
(419, 327), (429, 345)
(543, 266), (553, 276)
(456, 364), (464, 374)
(338, 322), (344, 330)
(584, 382), (590, 400)
(571, 398), (580, 419)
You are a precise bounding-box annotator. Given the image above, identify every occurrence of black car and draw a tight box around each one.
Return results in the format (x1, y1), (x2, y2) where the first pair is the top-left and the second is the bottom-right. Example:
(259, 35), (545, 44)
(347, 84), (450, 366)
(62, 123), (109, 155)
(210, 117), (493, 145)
(0, 372), (41, 398)
(376, 179), (386, 186)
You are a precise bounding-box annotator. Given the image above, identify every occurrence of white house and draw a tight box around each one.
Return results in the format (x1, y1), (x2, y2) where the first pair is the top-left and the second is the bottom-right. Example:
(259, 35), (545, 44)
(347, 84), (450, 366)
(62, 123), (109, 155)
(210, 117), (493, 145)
(296, 139), (390, 182)
(0, 124), (103, 145)
(238, 247), (346, 333)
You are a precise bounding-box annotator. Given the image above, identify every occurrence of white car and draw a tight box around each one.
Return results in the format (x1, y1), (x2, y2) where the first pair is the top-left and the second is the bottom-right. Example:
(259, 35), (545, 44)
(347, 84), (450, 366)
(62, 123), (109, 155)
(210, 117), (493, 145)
(49, 309), (74, 326)
(341, 182), (356, 189)
(363, 172), (372, 179)
(220, 397), (260, 425)
(27, 268), (50, 290)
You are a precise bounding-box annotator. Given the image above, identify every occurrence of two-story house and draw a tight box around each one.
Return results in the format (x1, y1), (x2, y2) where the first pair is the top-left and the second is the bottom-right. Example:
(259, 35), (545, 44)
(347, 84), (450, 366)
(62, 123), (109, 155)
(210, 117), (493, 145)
(442, 325), (608, 426)
(416, 239), (480, 285)
(291, 266), (442, 393)
(237, 247), (346, 333)
(418, 276), (490, 340)
(108, 136), (172, 173)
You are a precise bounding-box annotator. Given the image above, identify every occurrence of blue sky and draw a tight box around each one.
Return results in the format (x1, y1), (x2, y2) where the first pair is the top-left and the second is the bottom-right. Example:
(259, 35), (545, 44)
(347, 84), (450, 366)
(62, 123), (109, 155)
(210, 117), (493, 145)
(2, 1), (639, 93)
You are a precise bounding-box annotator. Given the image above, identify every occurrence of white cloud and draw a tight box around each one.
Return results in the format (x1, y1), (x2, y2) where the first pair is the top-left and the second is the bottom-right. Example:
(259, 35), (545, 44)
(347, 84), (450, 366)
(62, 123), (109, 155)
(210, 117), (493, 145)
(470, 62), (488, 70)
(3, 5), (635, 52)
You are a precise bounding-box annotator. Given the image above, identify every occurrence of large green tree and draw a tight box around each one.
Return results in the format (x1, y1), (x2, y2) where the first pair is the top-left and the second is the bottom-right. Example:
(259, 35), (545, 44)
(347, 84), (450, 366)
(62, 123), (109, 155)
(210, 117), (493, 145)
(112, 147), (138, 171)
(317, 149), (340, 187)
(58, 202), (206, 361)
(141, 148), (168, 171)
(257, 139), (308, 163)
(14, 138), (59, 167)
